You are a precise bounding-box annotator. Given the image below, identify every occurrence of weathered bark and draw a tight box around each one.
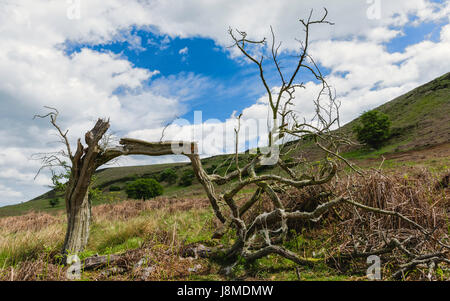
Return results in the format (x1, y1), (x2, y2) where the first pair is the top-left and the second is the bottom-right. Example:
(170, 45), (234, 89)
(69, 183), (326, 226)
(62, 119), (110, 255)
(62, 192), (91, 254)
(187, 154), (227, 223)
(83, 254), (121, 270)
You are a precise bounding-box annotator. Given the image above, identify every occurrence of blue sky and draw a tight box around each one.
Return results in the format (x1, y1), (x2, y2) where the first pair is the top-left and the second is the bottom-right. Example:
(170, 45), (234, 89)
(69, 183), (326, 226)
(64, 18), (448, 124)
(386, 19), (444, 52)
(0, 0), (449, 206)
(65, 33), (258, 122)
(64, 28), (335, 124)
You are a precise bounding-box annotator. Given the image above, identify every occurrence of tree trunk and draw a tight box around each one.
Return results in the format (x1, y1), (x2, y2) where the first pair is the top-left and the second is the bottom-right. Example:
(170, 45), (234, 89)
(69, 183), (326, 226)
(61, 119), (110, 255)
(62, 192), (91, 254)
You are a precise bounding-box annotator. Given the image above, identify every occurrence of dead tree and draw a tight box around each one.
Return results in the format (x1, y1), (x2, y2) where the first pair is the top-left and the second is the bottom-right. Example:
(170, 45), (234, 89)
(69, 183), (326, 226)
(34, 111), (197, 254)
(191, 8), (350, 269)
(192, 9), (448, 274)
(34, 109), (111, 254)
(106, 9), (351, 269)
(34, 9), (347, 260)
(35, 9), (447, 278)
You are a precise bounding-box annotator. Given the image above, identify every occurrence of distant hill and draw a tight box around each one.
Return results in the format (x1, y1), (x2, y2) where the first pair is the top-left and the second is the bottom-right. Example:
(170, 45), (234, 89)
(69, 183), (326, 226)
(1, 72), (449, 217)
(342, 72), (450, 153)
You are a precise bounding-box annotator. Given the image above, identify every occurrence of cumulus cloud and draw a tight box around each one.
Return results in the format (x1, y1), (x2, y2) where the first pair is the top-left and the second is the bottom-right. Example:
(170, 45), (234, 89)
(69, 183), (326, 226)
(0, 184), (23, 200)
(310, 22), (450, 123)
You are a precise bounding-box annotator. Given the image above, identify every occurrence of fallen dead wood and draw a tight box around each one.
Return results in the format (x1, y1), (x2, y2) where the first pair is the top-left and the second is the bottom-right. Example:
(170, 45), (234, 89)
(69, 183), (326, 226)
(83, 254), (121, 270)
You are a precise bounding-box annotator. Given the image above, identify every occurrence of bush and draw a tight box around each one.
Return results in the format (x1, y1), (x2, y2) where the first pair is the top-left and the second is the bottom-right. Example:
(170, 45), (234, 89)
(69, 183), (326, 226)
(159, 168), (178, 185)
(179, 169), (195, 187)
(144, 174), (158, 181)
(88, 187), (104, 203)
(49, 198), (60, 208)
(125, 178), (163, 201)
(50, 170), (70, 193)
(109, 185), (121, 191)
(353, 110), (391, 149)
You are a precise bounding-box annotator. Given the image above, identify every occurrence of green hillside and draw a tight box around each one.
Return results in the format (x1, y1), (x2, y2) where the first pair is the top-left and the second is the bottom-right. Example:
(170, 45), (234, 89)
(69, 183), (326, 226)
(342, 72), (450, 157)
(1, 72), (449, 217)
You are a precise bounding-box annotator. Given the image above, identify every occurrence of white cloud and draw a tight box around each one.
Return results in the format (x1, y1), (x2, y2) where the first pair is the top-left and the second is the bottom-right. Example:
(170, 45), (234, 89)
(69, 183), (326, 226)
(441, 24), (450, 42)
(309, 21), (450, 122)
(0, 168), (50, 186)
(179, 47), (189, 55)
(366, 27), (403, 43)
(0, 184), (23, 199)
(179, 46), (189, 62)
(148, 35), (171, 51)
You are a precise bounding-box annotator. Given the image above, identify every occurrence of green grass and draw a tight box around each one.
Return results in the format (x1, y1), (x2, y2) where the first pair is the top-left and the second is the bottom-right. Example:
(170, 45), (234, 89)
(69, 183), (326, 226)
(242, 256), (355, 281)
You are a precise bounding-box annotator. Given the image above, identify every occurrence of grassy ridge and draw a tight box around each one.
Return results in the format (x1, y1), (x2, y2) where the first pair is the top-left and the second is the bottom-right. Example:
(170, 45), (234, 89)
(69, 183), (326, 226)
(341, 72), (450, 156)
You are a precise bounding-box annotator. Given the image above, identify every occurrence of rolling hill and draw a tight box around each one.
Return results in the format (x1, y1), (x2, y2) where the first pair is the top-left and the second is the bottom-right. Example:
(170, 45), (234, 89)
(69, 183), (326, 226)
(342, 72), (450, 154)
(1, 72), (449, 217)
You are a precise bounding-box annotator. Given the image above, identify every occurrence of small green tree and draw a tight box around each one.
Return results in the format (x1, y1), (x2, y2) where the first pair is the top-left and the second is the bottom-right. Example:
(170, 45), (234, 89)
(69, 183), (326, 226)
(159, 168), (178, 185)
(126, 178), (163, 201)
(353, 110), (391, 149)
(49, 198), (60, 208)
(49, 167), (70, 196)
(179, 169), (195, 187)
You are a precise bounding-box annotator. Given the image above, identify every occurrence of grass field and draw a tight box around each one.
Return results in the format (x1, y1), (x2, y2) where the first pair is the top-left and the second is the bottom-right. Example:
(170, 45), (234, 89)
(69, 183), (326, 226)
(0, 155), (448, 281)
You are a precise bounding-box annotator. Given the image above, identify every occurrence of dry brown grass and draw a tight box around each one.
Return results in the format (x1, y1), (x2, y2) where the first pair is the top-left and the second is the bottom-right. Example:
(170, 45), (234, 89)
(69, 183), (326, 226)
(238, 166), (449, 280)
(0, 211), (61, 233)
(91, 242), (211, 281)
(338, 167), (449, 229)
(0, 167), (448, 281)
(0, 238), (212, 281)
(0, 254), (67, 281)
(0, 222), (65, 268)
(0, 195), (215, 280)
(92, 196), (210, 222)
(0, 196), (211, 229)
(271, 166), (449, 231)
